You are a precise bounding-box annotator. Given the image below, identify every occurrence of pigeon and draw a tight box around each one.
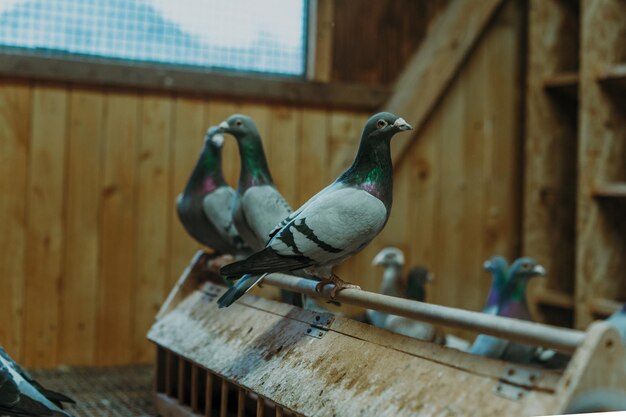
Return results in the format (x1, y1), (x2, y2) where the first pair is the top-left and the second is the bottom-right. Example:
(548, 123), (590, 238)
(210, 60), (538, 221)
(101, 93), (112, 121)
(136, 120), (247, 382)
(216, 114), (292, 251)
(217, 112), (412, 308)
(0, 347), (75, 417)
(470, 257), (546, 363)
(607, 304), (626, 344)
(176, 127), (248, 258)
(367, 248), (444, 343)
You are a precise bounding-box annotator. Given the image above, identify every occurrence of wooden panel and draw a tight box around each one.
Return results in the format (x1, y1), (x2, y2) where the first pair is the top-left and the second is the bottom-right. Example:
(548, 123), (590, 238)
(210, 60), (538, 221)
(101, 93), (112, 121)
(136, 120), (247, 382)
(297, 110), (328, 207)
(134, 95), (172, 362)
(59, 88), (103, 365)
(97, 92), (139, 365)
(23, 84), (67, 367)
(269, 107), (299, 205)
(0, 82), (30, 362)
(169, 97), (206, 287)
(331, 0), (449, 85)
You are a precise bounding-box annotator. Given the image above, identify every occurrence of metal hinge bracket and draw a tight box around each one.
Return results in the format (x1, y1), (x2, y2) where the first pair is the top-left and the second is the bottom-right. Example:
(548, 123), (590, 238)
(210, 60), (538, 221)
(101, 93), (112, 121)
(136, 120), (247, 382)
(305, 312), (334, 339)
(494, 366), (541, 401)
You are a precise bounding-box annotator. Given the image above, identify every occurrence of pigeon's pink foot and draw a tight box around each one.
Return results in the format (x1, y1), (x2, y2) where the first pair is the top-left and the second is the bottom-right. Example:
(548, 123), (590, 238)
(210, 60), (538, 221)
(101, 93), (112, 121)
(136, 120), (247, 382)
(206, 254), (235, 272)
(315, 274), (361, 299)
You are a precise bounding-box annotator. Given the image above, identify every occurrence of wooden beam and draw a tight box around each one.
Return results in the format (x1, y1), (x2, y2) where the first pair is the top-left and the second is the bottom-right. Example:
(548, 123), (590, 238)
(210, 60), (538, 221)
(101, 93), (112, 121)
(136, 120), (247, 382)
(0, 50), (387, 111)
(307, 0), (334, 82)
(385, 0), (505, 167)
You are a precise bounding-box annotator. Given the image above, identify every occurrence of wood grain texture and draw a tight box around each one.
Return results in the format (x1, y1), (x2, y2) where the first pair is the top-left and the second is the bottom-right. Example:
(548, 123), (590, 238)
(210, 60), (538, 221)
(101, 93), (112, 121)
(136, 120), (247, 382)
(387, 0), (505, 166)
(269, 106), (299, 205)
(523, 0), (579, 299)
(59, 89), (103, 365)
(97, 92), (139, 365)
(0, 82), (30, 362)
(23, 85), (67, 367)
(134, 95), (172, 362)
(576, 0), (626, 327)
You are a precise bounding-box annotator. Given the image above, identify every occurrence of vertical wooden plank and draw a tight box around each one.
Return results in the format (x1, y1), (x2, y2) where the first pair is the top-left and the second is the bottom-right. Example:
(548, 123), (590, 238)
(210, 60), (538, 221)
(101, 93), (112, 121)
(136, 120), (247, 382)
(309, 0), (334, 82)
(23, 84), (67, 367)
(297, 109), (328, 206)
(97, 91), (139, 365)
(205, 101), (240, 187)
(191, 365), (200, 412)
(169, 97), (205, 287)
(205, 372), (214, 417)
(237, 388), (245, 417)
(178, 357), (186, 403)
(269, 106), (299, 205)
(256, 397), (265, 417)
(220, 379), (228, 417)
(60, 88), (103, 365)
(134, 95), (172, 363)
(275, 406), (284, 417)
(0, 82), (30, 362)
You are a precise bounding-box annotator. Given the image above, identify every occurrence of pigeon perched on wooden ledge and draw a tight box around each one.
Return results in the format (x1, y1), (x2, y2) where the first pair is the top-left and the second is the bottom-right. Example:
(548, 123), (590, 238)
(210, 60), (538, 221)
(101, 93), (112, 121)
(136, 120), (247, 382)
(217, 112), (412, 307)
(176, 127), (249, 263)
(0, 347), (75, 417)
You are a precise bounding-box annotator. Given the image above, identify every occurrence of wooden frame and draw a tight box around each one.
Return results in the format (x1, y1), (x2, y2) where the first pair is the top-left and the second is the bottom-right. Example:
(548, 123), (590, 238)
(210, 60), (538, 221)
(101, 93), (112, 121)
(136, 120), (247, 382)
(0, 49), (387, 110)
(149, 253), (626, 417)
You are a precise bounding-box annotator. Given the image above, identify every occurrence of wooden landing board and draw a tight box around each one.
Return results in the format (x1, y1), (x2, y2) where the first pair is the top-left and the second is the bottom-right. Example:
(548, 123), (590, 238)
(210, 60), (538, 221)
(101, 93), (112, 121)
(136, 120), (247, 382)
(149, 282), (561, 417)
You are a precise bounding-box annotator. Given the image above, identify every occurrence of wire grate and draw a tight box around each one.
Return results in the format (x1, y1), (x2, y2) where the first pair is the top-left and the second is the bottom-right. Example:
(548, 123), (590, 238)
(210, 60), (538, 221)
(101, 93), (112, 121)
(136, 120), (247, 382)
(0, 0), (307, 76)
(29, 365), (155, 417)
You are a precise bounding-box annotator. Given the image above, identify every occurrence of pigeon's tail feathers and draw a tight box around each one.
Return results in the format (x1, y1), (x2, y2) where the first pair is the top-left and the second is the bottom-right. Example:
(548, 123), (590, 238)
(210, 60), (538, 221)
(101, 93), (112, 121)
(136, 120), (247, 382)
(35, 384), (76, 406)
(219, 248), (311, 277)
(217, 274), (266, 308)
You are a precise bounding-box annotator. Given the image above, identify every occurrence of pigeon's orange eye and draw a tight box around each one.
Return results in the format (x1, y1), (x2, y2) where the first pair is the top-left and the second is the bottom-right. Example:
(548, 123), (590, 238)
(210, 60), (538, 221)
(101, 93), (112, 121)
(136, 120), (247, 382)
(377, 119), (387, 129)
(235, 120), (243, 127)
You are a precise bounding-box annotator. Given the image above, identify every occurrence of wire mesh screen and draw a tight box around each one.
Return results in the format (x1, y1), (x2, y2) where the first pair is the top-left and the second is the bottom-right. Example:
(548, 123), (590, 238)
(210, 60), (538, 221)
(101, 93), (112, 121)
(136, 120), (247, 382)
(0, 0), (308, 76)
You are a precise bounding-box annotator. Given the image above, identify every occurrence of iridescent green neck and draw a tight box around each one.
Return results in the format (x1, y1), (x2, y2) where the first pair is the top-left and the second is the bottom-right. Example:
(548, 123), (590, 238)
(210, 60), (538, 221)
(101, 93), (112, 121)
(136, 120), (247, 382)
(338, 136), (393, 208)
(237, 134), (273, 190)
(184, 143), (225, 195)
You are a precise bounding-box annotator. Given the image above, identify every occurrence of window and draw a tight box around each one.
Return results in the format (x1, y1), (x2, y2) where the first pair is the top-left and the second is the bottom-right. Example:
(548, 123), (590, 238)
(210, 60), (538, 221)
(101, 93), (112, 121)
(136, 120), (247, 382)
(0, 0), (308, 76)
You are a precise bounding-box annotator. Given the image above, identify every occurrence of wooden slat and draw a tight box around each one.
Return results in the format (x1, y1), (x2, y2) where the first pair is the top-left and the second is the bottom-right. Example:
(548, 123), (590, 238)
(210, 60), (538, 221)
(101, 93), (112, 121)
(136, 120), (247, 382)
(205, 372), (214, 417)
(237, 388), (245, 417)
(169, 97), (205, 288)
(269, 106), (299, 204)
(387, 0), (505, 166)
(256, 397), (265, 417)
(23, 84), (67, 367)
(191, 366), (200, 412)
(0, 82), (30, 362)
(524, 0), (579, 299)
(308, 0), (334, 82)
(295, 109), (328, 206)
(97, 92), (139, 365)
(597, 63), (626, 91)
(220, 379), (228, 417)
(134, 95), (172, 363)
(0, 52), (389, 111)
(592, 182), (626, 198)
(543, 71), (579, 98)
(60, 88), (104, 365)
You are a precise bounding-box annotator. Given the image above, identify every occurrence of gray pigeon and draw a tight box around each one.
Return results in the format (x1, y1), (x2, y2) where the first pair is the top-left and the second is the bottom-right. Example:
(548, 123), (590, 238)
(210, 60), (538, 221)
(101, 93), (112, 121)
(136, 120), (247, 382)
(176, 127), (248, 257)
(367, 248), (444, 343)
(0, 347), (75, 417)
(217, 114), (292, 251)
(217, 112), (412, 307)
(470, 257), (546, 363)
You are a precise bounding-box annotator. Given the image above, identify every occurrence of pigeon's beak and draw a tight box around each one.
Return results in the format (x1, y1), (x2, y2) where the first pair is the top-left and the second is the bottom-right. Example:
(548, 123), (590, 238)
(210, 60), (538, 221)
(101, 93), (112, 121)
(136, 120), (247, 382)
(532, 264), (546, 276)
(372, 253), (384, 266)
(426, 272), (435, 283)
(211, 133), (225, 147)
(393, 117), (412, 131)
(217, 120), (230, 132)
(483, 260), (492, 271)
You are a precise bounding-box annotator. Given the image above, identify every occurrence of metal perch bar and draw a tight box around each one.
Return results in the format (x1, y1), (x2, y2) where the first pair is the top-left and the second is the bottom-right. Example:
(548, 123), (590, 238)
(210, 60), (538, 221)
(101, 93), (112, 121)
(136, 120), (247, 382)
(262, 273), (585, 354)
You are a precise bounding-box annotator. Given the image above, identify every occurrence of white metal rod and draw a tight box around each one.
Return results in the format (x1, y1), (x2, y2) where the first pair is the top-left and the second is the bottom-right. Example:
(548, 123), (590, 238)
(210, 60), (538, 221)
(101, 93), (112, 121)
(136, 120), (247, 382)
(262, 273), (585, 354)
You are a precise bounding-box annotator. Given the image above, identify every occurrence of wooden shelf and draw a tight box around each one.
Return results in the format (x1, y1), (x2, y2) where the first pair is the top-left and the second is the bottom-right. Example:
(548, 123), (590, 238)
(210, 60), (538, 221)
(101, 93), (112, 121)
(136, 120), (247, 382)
(543, 71), (579, 98)
(597, 63), (626, 91)
(592, 182), (626, 199)
(589, 297), (622, 318)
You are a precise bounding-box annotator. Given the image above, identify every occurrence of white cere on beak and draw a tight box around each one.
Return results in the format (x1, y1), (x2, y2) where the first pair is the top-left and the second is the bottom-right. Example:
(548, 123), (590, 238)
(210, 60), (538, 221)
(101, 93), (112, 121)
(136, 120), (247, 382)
(219, 121), (229, 129)
(426, 272), (435, 283)
(532, 264), (546, 276)
(211, 133), (225, 147)
(393, 117), (412, 131)
(483, 260), (492, 271)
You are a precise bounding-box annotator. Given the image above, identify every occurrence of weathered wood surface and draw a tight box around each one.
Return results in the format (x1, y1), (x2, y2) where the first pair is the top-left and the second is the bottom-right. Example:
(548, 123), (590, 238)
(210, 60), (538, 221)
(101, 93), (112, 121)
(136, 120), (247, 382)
(149, 282), (559, 417)
(576, 0), (626, 327)
(386, 0), (505, 166)
(523, 0), (579, 303)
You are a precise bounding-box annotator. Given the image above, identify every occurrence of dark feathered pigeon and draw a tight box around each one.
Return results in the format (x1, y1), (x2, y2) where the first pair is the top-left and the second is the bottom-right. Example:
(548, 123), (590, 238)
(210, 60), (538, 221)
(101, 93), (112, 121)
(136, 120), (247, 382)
(0, 347), (75, 417)
(470, 257), (545, 363)
(176, 127), (248, 257)
(217, 112), (412, 307)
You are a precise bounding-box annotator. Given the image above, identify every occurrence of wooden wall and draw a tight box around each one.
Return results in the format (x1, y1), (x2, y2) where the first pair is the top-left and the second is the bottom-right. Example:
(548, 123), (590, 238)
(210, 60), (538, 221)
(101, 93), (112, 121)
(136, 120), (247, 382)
(0, 1), (523, 367)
